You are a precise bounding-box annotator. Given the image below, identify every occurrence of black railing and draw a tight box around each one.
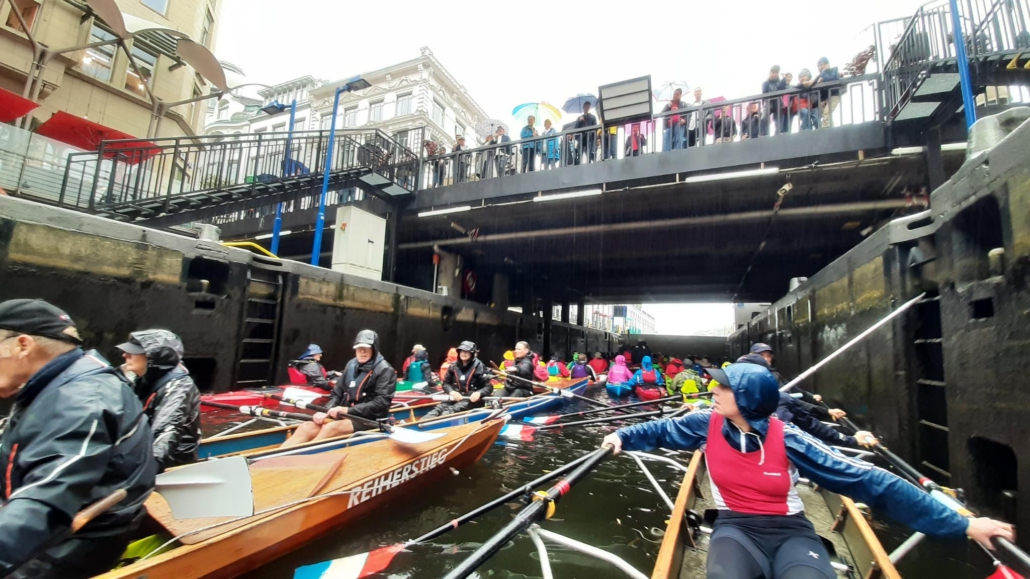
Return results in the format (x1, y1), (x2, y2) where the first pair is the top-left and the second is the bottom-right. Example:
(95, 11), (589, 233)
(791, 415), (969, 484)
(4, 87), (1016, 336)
(418, 75), (881, 191)
(57, 128), (419, 216)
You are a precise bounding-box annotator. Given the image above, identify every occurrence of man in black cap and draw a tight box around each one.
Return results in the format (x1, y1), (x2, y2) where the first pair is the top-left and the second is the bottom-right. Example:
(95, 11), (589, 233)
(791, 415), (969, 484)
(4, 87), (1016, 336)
(0, 299), (155, 578)
(747, 342), (845, 421)
(281, 329), (396, 448)
(422, 341), (494, 419)
(116, 329), (201, 472)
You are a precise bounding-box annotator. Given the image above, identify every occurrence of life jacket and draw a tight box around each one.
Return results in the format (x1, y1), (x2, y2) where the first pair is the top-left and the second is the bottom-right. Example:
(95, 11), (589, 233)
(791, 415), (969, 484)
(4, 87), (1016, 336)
(640, 368), (659, 385)
(407, 362), (425, 383)
(570, 363), (590, 379)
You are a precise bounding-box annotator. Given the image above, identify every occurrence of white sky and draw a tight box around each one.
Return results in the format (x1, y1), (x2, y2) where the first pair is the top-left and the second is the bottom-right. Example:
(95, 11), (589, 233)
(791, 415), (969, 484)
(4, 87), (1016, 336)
(215, 0), (928, 125)
(642, 303), (736, 336)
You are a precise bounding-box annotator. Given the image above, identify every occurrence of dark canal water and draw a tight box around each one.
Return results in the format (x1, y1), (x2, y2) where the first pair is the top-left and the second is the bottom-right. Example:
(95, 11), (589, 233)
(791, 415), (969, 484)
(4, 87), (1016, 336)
(203, 385), (996, 579)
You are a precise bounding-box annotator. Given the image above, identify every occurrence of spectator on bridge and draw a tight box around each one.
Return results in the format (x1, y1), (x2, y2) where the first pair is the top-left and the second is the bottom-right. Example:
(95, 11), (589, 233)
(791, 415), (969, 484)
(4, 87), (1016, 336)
(520, 116), (540, 173)
(815, 57), (841, 128)
(625, 123), (648, 157)
(542, 119), (561, 169)
(573, 101), (598, 164)
(740, 102), (766, 140)
(713, 105), (737, 144)
(686, 87), (711, 147)
(453, 136), (470, 183)
(782, 72), (797, 132)
(761, 65), (788, 136)
(661, 88), (687, 151)
(794, 69), (818, 131)
(604, 125), (619, 160)
(482, 127), (511, 179)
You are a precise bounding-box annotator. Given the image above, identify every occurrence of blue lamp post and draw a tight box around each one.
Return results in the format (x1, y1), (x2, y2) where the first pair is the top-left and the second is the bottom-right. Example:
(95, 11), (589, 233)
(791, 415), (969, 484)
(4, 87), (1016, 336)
(259, 98), (298, 256)
(310, 75), (370, 266)
(949, 0), (977, 129)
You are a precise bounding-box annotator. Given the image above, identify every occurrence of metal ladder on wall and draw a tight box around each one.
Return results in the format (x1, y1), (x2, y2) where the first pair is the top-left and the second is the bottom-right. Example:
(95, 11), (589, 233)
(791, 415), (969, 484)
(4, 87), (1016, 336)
(912, 293), (951, 482)
(235, 267), (285, 388)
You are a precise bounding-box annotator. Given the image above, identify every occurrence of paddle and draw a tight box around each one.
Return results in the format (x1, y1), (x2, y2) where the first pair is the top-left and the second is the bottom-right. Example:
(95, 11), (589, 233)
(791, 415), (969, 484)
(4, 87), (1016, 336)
(833, 414), (1030, 573)
(551, 392), (711, 422)
(202, 400), (323, 422)
(441, 445), (614, 579)
(521, 405), (691, 432)
(488, 364), (608, 408)
(155, 455), (254, 519)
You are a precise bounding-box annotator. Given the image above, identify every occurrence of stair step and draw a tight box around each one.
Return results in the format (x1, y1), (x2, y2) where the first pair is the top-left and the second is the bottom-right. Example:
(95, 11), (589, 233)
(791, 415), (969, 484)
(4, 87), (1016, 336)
(242, 338), (274, 344)
(247, 298), (278, 305)
(239, 359), (273, 364)
(244, 317), (275, 324)
(914, 338), (943, 344)
(917, 378), (946, 387)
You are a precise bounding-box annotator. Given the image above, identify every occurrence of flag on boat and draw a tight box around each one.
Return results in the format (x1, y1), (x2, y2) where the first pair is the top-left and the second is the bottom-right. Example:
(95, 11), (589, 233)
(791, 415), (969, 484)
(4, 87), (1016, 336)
(524, 415), (560, 425)
(293, 545), (403, 579)
(500, 424), (536, 441)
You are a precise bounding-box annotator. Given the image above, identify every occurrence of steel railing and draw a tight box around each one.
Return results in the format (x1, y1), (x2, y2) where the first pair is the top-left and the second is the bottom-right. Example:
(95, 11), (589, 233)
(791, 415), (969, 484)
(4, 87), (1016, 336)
(417, 75), (881, 191)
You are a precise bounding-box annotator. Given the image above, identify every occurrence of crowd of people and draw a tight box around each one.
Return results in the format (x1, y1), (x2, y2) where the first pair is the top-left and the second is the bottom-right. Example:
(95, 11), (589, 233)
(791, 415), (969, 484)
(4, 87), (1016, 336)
(424, 57), (847, 187)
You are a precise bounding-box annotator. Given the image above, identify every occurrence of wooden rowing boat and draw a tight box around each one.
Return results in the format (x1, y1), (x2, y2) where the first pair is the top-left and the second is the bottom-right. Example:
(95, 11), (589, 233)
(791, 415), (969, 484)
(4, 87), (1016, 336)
(95, 419), (504, 579)
(652, 451), (901, 579)
(198, 377), (589, 460)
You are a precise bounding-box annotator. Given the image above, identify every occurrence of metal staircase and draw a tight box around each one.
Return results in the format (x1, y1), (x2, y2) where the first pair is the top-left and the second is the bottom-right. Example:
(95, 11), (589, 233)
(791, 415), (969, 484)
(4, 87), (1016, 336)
(883, 0), (1030, 125)
(56, 128), (419, 229)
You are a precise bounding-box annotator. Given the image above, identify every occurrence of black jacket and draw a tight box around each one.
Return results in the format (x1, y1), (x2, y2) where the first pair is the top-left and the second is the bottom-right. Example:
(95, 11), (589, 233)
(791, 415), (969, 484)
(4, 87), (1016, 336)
(777, 393), (857, 448)
(289, 359), (330, 390)
(443, 358), (493, 398)
(631, 344), (652, 364)
(0, 349), (156, 577)
(503, 353), (535, 396)
(327, 353), (397, 420)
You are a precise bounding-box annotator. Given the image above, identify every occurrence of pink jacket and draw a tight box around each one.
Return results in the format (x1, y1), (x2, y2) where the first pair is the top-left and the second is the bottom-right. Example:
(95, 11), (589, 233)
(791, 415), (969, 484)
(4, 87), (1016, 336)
(607, 355), (634, 384)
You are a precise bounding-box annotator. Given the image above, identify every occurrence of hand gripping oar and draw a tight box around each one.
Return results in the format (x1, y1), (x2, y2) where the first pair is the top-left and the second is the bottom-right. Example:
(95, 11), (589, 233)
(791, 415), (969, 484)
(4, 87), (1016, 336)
(261, 393), (442, 443)
(833, 415), (1030, 573)
(488, 364), (608, 408)
(441, 445), (614, 579)
(780, 293), (926, 392)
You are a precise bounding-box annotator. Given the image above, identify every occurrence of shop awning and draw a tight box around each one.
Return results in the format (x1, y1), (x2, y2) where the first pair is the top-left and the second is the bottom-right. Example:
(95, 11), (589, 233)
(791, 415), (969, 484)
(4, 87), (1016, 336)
(0, 87), (39, 123)
(35, 111), (160, 164)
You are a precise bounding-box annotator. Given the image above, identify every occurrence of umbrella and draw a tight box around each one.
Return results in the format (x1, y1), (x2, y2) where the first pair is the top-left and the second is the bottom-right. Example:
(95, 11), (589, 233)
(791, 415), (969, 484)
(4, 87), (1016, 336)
(474, 118), (509, 139)
(561, 94), (598, 114)
(35, 111), (160, 165)
(0, 87), (38, 123)
(511, 102), (562, 129)
(653, 81), (689, 102)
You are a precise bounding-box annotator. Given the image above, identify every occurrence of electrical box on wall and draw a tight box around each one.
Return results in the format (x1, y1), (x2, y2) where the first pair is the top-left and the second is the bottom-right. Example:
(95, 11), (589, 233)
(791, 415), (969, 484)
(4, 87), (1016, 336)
(332, 206), (386, 280)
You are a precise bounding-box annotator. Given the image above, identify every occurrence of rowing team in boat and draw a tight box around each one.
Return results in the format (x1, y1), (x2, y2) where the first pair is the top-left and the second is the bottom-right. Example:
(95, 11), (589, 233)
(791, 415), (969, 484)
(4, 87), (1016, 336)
(602, 353), (1016, 579)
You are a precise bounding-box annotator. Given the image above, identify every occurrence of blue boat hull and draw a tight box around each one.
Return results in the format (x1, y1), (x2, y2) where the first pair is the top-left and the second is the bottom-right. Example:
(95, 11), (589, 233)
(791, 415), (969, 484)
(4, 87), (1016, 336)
(606, 383), (633, 397)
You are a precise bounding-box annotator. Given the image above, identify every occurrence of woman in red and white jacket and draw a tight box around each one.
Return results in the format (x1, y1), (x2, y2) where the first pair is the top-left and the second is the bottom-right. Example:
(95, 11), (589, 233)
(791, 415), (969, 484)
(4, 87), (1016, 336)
(603, 362), (1013, 579)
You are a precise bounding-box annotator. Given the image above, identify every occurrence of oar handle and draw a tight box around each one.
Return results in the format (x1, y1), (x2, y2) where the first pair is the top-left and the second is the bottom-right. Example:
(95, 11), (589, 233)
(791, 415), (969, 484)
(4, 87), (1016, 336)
(267, 394), (330, 413)
(71, 489), (127, 533)
(201, 400), (322, 423)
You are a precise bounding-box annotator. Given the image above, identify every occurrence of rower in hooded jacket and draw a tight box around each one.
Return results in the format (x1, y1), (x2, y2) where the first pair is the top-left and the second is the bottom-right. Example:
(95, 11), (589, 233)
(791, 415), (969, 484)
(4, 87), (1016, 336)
(627, 355), (665, 389)
(607, 355), (634, 385)
(116, 330), (201, 472)
(569, 353), (598, 381)
(604, 362), (1014, 579)
(501, 341), (536, 398)
(404, 348), (434, 385)
(423, 341), (494, 419)
(287, 344), (331, 391)
(281, 329), (396, 448)
(0, 300), (156, 579)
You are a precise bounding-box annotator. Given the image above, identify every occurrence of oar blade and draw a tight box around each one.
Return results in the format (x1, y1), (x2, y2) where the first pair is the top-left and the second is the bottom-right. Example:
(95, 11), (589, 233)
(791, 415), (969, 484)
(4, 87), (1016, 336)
(294, 545), (405, 579)
(156, 455), (254, 519)
(389, 426), (445, 445)
(282, 387), (321, 403)
(500, 423), (537, 441)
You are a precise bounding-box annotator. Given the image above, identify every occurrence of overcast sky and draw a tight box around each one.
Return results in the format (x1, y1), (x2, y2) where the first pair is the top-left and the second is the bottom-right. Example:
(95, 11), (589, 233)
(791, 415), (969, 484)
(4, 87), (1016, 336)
(215, 0), (927, 125)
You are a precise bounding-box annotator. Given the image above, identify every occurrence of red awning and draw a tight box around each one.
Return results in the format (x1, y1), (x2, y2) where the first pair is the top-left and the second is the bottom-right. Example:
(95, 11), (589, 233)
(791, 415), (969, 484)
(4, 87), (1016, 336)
(35, 111), (160, 165)
(0, 87), (39, 123)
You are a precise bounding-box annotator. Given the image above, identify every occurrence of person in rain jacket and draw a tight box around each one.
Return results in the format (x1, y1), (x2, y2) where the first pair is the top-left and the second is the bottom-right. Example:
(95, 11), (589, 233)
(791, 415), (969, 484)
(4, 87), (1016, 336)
(607, 355), (634, 385)
(501, 341), (536, 398)
(0, 299), (156, 578)
(547, 356), (570, 378)
(670, 365), (703, 395)
(588, 352), (609, 376)
(116, 330), (201, 472)
(603, 362), (1014, 578)
(542, 119), (561, 169)
(287, 344), (330, 390)
(440, 347), (458, 377)
(628, 356), (665, 389)
(281, 329), (396, 447)
(665, 357), (685, 378)
(569, 354), (598, 381)
(423, 341), (494, 418)
(405, 348), (434, 385)
(401, 344), (425, 374)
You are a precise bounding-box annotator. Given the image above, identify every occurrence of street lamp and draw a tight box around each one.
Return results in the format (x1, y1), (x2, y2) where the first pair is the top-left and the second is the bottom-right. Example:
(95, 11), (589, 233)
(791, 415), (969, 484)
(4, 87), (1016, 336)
(310, 75), (370, 266)
(260, 99), (298, 256)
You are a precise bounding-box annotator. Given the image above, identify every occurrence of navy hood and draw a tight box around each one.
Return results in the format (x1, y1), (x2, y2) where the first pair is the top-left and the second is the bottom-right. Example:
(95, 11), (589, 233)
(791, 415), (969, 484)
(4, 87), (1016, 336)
(300, 344), (323, 360)
(723, 362), (780, 436)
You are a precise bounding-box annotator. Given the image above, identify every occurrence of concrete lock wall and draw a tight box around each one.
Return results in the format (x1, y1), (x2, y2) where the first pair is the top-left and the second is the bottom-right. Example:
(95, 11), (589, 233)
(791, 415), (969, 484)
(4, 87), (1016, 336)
(0, 195), (613, 392)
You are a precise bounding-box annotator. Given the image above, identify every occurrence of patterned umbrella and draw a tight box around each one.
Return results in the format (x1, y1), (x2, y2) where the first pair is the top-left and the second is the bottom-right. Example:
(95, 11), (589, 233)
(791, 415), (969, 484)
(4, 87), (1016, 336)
(653, 81), (690, 102)
(511, 102), (562, 129)
(561, 94), (598, 114)
(474, 118), (509, 139)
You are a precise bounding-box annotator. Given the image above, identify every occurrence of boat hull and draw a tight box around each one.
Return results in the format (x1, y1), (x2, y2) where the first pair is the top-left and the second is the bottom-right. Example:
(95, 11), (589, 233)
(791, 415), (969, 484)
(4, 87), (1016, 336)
(607, 383), (633, 397)
(634, 386), (666, 401)
(95, 420), (504, 579)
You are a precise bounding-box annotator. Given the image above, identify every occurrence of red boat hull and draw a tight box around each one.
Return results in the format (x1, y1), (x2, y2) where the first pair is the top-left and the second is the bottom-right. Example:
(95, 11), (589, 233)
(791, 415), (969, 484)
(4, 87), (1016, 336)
(634, 385), (666, 401)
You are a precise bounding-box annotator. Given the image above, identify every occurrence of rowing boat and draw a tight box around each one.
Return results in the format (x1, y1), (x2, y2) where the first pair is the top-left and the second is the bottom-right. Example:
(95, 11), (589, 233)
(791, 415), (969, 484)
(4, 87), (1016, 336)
(200, 383), (432, 408)
(651, 451), (900, 579)
(634, 385), (666, 402)
(198, 377), (589, 460)
(606, 382), (633, 397)
(95, 419), (505, 579)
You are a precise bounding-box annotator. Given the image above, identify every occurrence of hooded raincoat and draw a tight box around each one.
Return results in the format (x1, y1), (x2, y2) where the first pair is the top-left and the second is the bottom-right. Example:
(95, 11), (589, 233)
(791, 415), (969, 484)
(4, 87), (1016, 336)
(607, 355), (634, 384)
(327, 331), (397, 421)
(405, 349), (433, 384)
(440, 348), (458, 377)
(288, 344), (329, 390)
(628, 356), (665, 388)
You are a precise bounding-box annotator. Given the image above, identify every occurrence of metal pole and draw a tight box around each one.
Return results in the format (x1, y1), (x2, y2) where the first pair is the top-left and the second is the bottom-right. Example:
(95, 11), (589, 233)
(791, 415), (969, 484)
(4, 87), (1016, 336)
(950, 0), (978, 129)
(271, 99), (296, 256)
(311, 87), (344, 266)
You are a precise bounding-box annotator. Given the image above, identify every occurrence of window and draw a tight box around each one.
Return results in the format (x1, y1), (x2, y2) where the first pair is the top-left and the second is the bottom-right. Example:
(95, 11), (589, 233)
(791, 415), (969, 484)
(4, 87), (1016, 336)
(5, 0), (41, 33)
(187, 85), (202, 125)
(292, 117), (306, 132)
(125, 43), (158, 97)
(343, 107), (358, 127)
(431, 99), (444, 126)
(216, 101), (229, 120)
(394, 130), (409, 149)
(321, 115), (333, 130)
(396, 93), (412, 116)
(80, 25), (117, 82)
(255, 127), (268, 133)
(272, 123), (286, 133)
(456, 123), (466, 139)
(200, 8), (214, 47)
(369, 100), (383, 122)
(141, 0), (168, 15)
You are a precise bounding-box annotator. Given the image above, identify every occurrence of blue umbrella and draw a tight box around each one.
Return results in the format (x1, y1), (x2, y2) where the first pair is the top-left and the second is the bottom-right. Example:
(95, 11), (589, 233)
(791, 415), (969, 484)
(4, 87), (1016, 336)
(562, 94), (598, 114)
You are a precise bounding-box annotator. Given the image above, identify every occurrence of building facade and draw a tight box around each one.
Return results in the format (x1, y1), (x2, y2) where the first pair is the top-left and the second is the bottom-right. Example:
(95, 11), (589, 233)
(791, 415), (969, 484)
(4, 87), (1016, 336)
(0, 0), (223, 138)
(581, 304), (656, 335)
(203, 72), (327, 138)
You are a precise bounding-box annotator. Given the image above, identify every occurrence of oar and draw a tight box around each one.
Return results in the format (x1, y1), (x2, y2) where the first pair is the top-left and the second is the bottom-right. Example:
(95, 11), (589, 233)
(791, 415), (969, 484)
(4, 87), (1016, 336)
(551, 392), (711, 422)
(342, 412), (446, 445)
(488, 364), (608, 408)
(834, 415), (1030, 573)
(523, 405), (691, 431)
(156, 455), (254, 519)
(201, 399), (323, 422)
(441, 445), (614, 579)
